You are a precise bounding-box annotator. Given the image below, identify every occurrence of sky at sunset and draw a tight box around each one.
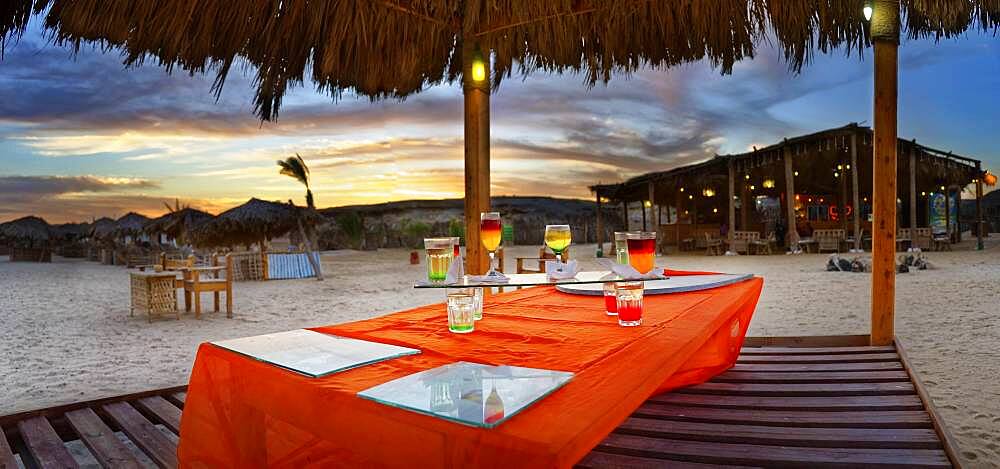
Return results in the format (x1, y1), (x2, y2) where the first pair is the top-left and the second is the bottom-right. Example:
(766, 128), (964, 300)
(1, 20), (997, 223)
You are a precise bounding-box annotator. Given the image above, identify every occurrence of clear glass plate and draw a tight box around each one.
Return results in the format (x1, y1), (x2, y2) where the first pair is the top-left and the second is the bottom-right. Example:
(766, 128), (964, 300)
(211, 329), (420, 378)
(357, 361), (574, 428)
(414, 270), (656, 288)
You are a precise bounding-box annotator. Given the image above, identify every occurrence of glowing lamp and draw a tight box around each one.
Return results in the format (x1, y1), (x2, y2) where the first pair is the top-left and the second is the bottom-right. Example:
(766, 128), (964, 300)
(846, 164), (851, 170)
(921, 192), (926, 196)
(688, 195), (694, 200)
(744, 174), (750, 180)
(985, 171), (998, 186)
(795, 194), (801, 201)
(794, 171), (799, 177)
(837, 164), (843, 171)
(834, 171), (840, 178)
(599, 197), (610, 203)
(762, 179), (775, 189)
(863, 197), (868, 202)
(712, 208), (718, 213)
(470, 47), (487, 83)
(679, 187), (685, 192)
(749, 185), (756, 191)
(819, 197), (825, 203)
(702, 188), (715, 197)
(940, 185), (946, 191)
(684, 210), (689, 215)
(863, 3), (873, 21)
(643, 200), (652, 208)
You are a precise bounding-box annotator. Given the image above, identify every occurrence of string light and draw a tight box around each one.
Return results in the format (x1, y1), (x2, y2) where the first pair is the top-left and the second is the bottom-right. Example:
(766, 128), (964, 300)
(837, 164), (843, 171)
(749, 185), (756, 191)
(744, 174), (750, 180)
(688, 195), (694, 200)
(794, 171), (799, 177)
(679, 187), (685, 192)
(834, 171), (840, 178)
(712, 208), (718, 213)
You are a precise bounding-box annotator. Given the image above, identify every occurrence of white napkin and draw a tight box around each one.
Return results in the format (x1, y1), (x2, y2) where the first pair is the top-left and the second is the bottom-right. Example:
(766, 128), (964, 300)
(596, 259), (666, 280)
(445, 255), (465, 284)
(545, 259), (580, 280)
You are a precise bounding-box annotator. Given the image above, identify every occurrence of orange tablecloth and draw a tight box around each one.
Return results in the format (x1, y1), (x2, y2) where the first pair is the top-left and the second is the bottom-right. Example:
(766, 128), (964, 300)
(177, 270), (762, 468)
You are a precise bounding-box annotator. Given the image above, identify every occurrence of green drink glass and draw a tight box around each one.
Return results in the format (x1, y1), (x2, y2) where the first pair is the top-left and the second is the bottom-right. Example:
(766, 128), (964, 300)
(424, 238), (454, 283)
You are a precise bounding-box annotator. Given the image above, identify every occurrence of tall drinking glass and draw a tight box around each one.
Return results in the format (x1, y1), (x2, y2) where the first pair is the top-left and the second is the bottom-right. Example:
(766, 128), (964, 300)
(424, 238), (454, 283)
(479, 212), (503, 279)
(613, 231), (630, 265)
(544, 225), (572, 261)
(626, 232), (657, 275)
(446, 287), (476, 333)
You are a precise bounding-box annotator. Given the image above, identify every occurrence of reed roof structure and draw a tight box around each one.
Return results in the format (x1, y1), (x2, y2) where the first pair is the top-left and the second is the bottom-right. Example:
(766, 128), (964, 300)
(88, 217), (116, 240)
(0, 215), (52, 245)
(112, 212), (151, 239)
(3, 1), (997, 120)
(144, 208), (214, 242)
(191, 198), (319, 248)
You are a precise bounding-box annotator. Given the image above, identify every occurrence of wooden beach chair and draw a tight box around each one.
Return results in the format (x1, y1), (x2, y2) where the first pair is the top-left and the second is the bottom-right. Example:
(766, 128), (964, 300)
(183, 254), (233, 319)
(703, 232), (723, 256)
(516, 246), (569, 274)
(913, 228), (933, 251)
(815, 229), (845, 253)
(728, 231), (759, 255)
(750, 231), (776, 255)
(0, 336), (961, 469)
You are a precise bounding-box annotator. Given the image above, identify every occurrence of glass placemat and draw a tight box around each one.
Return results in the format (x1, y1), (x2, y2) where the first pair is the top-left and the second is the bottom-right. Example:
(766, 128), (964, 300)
(358, 361), (574, 428)
(414, 270), (661, 288)
(211, 329), (420, 378)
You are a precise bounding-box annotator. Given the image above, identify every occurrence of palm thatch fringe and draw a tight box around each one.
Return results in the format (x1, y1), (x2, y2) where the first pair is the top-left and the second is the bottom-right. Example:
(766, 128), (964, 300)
(144, 208), (214, 242)
(191, 198), (320, 248)
(2, 1), (996, 121)
(88, 217), (116, 241)
(113, 212), (151, 239)
(0, 215), (53, 247)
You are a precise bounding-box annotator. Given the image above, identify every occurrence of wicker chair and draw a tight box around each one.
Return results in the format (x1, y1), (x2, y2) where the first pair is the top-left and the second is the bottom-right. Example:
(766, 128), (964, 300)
(183, 254), (233, 319)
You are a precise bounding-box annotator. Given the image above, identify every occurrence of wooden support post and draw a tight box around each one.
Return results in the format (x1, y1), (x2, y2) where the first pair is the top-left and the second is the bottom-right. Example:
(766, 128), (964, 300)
(954, 185), (962, 243)
(727, 159), (736, 251)
(840, 155), (849, 233)
(641, 198), (647, 231)
(596, 193), (604, 254)
(676, 188), (683, 247)
(976, 162), (984, 250)
(870, 0), (900, 347)
(909, 147), (918, 229)
(647, 181), (656, 248)
(784, 147), (799, 249)
(622, 200), (629, 232)
(944, 187), (951, 238)
(851, 132), (862, 251)
(462, 39), (491, 275)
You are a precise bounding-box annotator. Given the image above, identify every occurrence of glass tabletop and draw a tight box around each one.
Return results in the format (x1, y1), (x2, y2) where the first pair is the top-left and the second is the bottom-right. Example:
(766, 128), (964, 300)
(357, 362), (574, 428)
(211, 329), (420, 378)
(414, 270), (661, 288)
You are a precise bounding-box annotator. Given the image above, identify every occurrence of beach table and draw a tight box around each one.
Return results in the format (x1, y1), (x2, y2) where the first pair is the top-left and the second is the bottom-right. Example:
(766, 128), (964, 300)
(129, 271), (179, 322)
(177, 270), (763, 468)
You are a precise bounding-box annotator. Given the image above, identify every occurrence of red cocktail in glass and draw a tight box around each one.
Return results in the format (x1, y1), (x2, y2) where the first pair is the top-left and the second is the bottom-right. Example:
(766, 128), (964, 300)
(626, 234), (656, 275)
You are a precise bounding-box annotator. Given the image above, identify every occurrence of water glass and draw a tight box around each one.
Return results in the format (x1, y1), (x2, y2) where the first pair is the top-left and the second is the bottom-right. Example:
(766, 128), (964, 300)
(424, 238), (454, 283)
(614, 231), (630, 265)
(472, 287), (484, 321)
(446, 288), (476, 333)
(615, 281), (644, 327)
(603, 283), (618, 316)
(448, 236), (461, 258)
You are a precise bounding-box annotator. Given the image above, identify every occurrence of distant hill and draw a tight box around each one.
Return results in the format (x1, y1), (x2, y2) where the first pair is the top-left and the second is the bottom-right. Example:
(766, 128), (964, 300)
(318, 196), (624, 250)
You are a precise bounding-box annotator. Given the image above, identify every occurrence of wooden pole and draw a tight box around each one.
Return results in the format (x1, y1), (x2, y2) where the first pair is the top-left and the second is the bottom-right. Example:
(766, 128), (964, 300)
(909, 147), (918, 229)
(728, 159), (736, 250)
(596, 193), (604, 254)
(641, 198), (647, 231)
(676, 188), (683, 248)
(944, 187), (951, 238)
(784, 146), (800, 249)
(462, 40), (491, 275)
(647, 181), (656, 249)
(840, 156), (849, 233)
(976, 162), (984, 250)
(870, 0), (900, 347)
(954, 185), (962, 243)
(851, 132), (861, 251)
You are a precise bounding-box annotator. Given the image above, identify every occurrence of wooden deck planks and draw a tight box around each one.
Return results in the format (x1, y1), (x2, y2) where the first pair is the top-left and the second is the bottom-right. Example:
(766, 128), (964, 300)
(17, 416), (79, 469)
(0, 427), (18, 469)
(578, 450), (763, 469)
(65, 408), (142, 468)
(103, 402), (178, 469)
(136, 396), (183, 434)
(586, 342), (959, 468)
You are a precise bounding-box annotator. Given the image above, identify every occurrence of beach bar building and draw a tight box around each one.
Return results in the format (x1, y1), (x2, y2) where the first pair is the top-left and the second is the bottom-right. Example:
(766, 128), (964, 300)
(592, 124), (988, 253)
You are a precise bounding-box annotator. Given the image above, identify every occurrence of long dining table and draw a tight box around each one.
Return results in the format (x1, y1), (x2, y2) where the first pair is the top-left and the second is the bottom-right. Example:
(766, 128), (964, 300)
(177, 270), (763, 468)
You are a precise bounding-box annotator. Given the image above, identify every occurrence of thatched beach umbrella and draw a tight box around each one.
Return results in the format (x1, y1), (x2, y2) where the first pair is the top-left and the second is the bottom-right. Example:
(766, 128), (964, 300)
(3, 1), (997, 342)
(0, 216), (52, 247)
(112, 212), (151, 242)
(51, 222), (91, 241)
(191, 198), (319, 248)
(144, 208), (214, 246)
(88, 217), (116, 242)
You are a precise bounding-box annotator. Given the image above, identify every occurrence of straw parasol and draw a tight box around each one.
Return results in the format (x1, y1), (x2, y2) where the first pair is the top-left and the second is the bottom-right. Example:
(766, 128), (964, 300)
(191, 198), (320, 248)
(0, 216), (52, 247)
(51, 222), (91, 240)
(0, 2), (993, 120)
(144, 208), (214, 245)
(112, 212), (151, 240)
(88, 217), (116, 241)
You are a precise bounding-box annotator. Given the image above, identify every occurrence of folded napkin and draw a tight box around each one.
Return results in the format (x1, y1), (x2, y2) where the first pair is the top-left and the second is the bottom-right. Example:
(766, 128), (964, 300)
(445, 255), (465, 284)
(545, 259), (580, 280)
(596, 259), (667, 280)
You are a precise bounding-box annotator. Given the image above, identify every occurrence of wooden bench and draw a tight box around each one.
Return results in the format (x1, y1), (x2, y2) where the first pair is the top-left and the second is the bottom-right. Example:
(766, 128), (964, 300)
(913, 228), (933, 251)
(0, 338), (959, 468)
(728, 231), (759, 255)
(814, 229), (846, 253)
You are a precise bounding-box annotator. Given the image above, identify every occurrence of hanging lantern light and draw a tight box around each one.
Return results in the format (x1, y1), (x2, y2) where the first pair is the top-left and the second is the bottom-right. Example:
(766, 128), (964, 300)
(470, 46), (487, 82)
(702, 188), (715, 197)
(984, 171), (998, 186)
(863, 1), (873, 21)
(762, 179), (775, 189)
(643, 200), (652, 208)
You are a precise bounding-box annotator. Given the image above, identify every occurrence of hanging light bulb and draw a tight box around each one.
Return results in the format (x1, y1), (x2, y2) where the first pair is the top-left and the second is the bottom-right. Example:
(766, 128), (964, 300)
(688, 195), (694, 200)
(749, 185), (756, 191)
(679, 187), (685, 192)
(794, 170), (799, 177)
(744, 174), (750, 180)
(712, 208), (718, 213)
(863, 2), (873, 21)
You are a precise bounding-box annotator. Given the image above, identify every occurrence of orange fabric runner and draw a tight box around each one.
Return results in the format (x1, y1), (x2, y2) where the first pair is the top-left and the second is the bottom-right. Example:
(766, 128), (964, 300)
(177, 271), (763, 468)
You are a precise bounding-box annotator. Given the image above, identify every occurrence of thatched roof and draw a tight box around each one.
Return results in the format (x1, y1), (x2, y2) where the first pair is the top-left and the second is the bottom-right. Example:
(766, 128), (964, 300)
(51, 222), (91, 239)
(0, 216), (52, 244)
(191, 198), (320, 247)
(112, 212), (150, 238)
(88, 217), (116, 240)
(144, 208), (214, 240)
(3, 1), (996, 120)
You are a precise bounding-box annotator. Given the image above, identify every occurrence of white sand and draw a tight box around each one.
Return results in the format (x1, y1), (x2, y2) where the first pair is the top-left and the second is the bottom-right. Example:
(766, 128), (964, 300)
(2, 241), (998, 467)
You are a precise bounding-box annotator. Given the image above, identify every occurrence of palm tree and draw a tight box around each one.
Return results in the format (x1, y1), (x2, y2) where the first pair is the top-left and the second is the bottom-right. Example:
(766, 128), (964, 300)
(278, 154), (314, 209)
(277, 154), (324, 280)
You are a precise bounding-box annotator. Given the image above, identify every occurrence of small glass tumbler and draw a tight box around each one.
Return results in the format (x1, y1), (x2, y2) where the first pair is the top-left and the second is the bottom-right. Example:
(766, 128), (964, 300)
(472, 287), (484, 321)
(425, 238), (455, 283)
(448, 236), (462, 259)
(446, 287), (476, 333)
(602, 283), (618, 316)
(615, 281), (644, 327)
(614, 231), (631, 265)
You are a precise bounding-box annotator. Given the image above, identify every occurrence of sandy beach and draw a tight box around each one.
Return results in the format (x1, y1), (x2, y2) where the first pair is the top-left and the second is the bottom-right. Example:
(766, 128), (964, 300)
(2, 241), (998, 467)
